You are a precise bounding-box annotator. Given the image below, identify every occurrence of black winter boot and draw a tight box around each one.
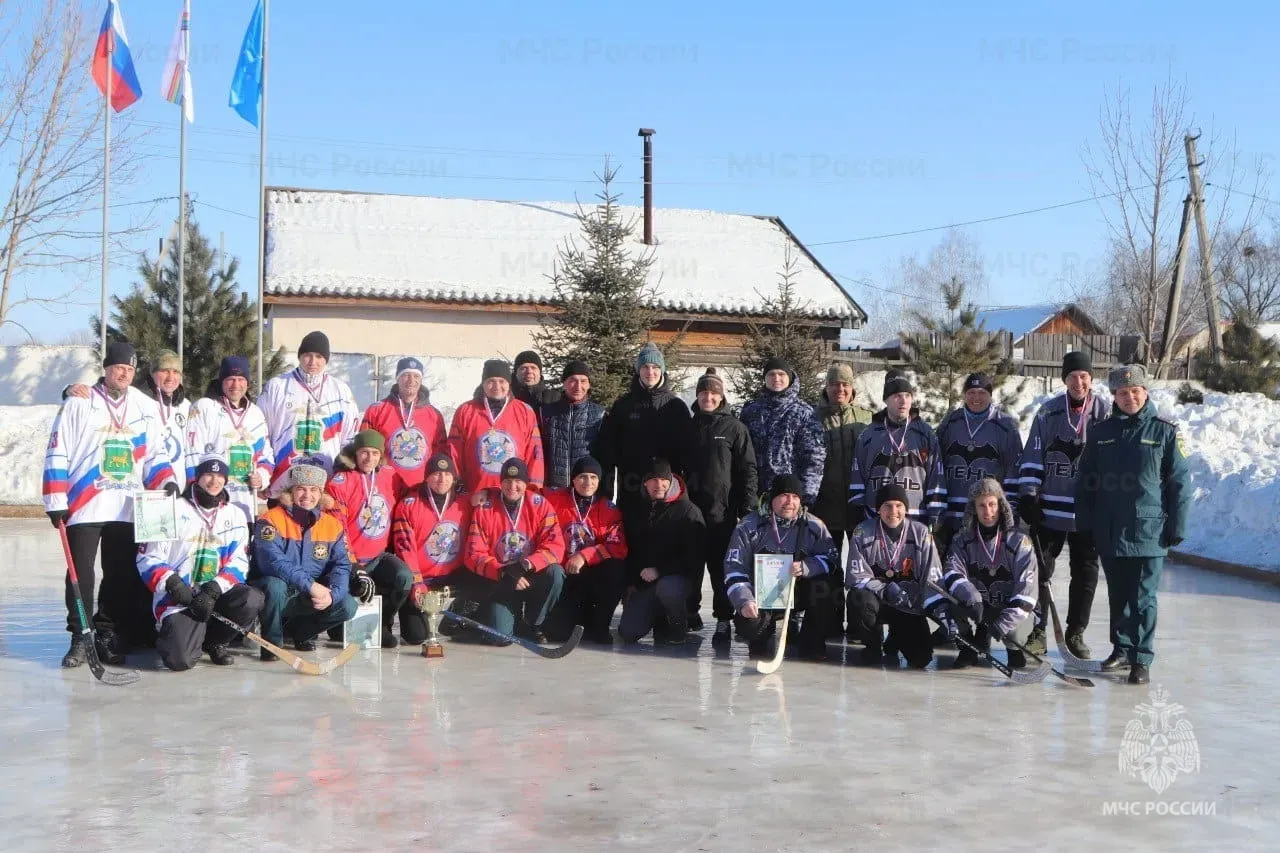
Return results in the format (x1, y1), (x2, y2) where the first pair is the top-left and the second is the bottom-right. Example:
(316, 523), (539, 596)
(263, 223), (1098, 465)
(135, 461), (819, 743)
(61, 635), (89, 668)
(1101, 648), (1130, 672)
(712, 620), (732, 647)
(95, 629), (125, 665)
(1128, 664), (1150, 685)
(206, 644), (235, 665)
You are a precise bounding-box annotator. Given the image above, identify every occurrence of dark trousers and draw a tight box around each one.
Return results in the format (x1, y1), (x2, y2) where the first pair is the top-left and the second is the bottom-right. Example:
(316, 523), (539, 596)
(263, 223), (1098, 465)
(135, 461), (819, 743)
(363, 553), (414, 636)
(619, 575), (690, 642)
(733, 576), (833, 655)
(933, 523), (957, 566)
(156, 585), (264, 671)
(64, 521), (154, 647)
(1102, 555), (1163, 666)
(545, 558), (626, 639)
(1034, 526), (1100, 632)
(470, 565), (565, 636)
(846, 586), (934, 667)
(690, 519), (736, 620)
(398, 569), (470, 645)
(249, 575), (358, 645)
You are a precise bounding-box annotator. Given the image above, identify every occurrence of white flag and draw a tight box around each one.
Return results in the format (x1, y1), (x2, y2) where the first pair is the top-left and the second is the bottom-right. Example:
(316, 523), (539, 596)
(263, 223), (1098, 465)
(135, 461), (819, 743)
(160, 0), (193, 122)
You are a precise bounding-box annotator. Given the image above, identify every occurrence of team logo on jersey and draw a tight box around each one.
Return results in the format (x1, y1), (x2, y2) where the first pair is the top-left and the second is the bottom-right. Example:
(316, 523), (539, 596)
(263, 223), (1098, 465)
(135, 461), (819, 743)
(163, 430), (183, 465)
(477, 429), (517, 474)
(565, 521), (595, 555)
(100, 437), (135, 482)
(389, 427), (427, 469)
(296, 418), (322, 454)
(497, 530), (530, 563)
(358, 493), (390, 538)
(1119, 686), (1199, 794)
(424, 521), (461, 565)
(901, 557), (914, 577)
(191, 547), (220, 585)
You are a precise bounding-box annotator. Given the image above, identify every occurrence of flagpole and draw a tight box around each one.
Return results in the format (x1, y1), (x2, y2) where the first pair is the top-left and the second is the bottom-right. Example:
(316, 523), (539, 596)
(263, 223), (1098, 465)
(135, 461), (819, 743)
(256, 0), (269, 391)
(176, 3), (188, 360)
(100, 29), (112, 363)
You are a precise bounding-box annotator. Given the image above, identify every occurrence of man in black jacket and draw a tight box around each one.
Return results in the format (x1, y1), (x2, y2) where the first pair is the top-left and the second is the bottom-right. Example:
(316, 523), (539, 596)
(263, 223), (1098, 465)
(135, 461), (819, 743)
(617, 458), (706, 644)
(679, 368), (757, 644)
(512, 350), (561, 425)
(541, 360), (607, 491)
(592, 342), (691, 522)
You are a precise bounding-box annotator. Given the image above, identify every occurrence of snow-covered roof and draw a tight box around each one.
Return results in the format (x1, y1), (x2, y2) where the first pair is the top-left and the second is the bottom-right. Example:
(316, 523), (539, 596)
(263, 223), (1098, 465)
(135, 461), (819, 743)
(972, 304), (1065, 338)
(263, 188), (864, 322)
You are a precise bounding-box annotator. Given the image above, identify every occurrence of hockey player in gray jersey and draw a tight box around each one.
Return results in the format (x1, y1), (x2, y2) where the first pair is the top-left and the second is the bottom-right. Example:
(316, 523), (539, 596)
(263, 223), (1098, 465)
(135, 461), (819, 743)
(944, 477), (1038, 669)
(723, 474), (839, 660)
(934, 373), (1023, 559)
(848, 374), (945, 528)
(846, 484), (975, 668)
(1017, 351), (1107, 658)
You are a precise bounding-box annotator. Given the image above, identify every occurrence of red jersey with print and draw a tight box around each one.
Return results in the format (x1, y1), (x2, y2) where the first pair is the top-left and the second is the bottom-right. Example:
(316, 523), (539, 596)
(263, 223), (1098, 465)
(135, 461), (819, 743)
(325, 467), (402, 564)
(447, 396), (544, 494)
(464, 490), (564, 580)
(361, 394), (447, 489)
(391, 489), (472, 581)
(544, 487), (628, 566)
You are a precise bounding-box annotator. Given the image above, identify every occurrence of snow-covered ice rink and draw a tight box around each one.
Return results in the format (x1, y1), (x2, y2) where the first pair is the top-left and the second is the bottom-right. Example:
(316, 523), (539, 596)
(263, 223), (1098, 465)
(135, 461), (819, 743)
(1, 519), (1277, 852)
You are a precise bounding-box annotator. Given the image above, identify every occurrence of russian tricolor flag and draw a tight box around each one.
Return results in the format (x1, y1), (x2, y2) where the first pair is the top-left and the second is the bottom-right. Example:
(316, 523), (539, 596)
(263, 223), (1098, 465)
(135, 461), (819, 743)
(91, 1), (143, 113)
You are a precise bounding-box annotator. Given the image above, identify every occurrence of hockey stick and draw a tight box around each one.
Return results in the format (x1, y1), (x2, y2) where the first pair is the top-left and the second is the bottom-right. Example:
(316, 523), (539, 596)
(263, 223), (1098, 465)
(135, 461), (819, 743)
(924, 580), (1058, 685)
(57, 521), (140, 686)
(1029, 533), (1104, 673)
(443, 610), (583, 659)
(756, 577), (797, 675)
(209, 611), (359, 676)
(1002, 632), (1093, 688)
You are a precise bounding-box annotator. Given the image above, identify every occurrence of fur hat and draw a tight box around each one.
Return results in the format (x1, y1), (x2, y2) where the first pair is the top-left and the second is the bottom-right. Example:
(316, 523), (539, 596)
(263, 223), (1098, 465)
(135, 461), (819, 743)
(962, 477), (1015, 533)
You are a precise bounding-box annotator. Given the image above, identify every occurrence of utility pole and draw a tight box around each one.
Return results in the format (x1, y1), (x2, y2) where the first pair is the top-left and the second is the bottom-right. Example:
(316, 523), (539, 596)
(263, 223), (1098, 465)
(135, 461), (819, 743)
(1156, 194), (1194, 378)
(1185, 132), (1224, 366)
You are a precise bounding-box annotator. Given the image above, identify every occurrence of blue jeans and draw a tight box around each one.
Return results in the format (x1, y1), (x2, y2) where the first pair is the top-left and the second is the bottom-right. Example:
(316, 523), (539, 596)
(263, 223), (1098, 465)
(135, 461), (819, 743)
(250, 575), (358, 645)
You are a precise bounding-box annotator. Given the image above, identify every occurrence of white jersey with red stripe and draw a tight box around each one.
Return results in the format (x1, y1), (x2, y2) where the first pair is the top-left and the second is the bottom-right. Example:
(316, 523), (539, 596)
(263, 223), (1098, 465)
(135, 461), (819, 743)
(258, 368), (360, 496)
(42, 386), (176, 524)
(136, 496), (251, 626)
(185, 396), (274, 525)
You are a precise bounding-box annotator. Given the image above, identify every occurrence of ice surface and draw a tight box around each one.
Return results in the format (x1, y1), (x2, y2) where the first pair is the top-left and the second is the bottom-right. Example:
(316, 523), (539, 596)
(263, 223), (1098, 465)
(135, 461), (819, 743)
(1, 519), (1277, 851)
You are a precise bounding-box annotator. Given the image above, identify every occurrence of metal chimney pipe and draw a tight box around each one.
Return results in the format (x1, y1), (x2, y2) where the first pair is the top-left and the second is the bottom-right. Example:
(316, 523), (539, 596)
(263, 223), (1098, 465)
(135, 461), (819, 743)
(638, 128), (655, 245)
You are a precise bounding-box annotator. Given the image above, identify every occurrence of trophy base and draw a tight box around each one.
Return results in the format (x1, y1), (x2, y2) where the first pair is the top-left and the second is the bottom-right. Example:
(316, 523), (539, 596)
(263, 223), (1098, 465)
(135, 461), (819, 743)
(422, 642), (445, 659)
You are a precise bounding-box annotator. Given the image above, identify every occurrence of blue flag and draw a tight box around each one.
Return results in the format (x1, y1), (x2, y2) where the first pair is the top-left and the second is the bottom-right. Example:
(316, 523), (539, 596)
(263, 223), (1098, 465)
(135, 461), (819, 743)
(228, 0), (263, 127)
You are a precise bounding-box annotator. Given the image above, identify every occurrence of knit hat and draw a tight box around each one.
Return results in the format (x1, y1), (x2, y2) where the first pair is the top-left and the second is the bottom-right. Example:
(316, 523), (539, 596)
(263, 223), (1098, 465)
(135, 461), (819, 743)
(298, 331), (330, 360)
(287, 462), (328, 489)
(643, 457), (673, 482)
(500, 457), (530, 484)
(762, 355), (793, 378)
(875, 483), (911, 510)
(219, 355), (250, 381)
(482, 359), (512, 383)
(561, 359), (591, 382)
(425, 453), (457, 478)
(351, 429), (385, 453)
(572, 456), (603, 479)
(826, 363), (855, 385)
(1108, 363), (1149, 392)
(103, 341), (137, 369)
(153, 349), (182, 372)
(963, 373), (993, 394)
(194, 453), (228, 480)
(635, 342), (665, 373)
(514, 350), (542, 370)
(696, 368), (725, 396)
(1062, 350), (1093, 379)
(882, 374), (914, 401)
(396, 356), (424, 379)
(769, 473), (805, 501)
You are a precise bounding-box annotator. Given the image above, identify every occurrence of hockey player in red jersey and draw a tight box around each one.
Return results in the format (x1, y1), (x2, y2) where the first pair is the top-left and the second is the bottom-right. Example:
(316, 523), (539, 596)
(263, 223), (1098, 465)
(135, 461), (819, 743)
(360, 356), (447, 491)
(448, 360), (544, 499)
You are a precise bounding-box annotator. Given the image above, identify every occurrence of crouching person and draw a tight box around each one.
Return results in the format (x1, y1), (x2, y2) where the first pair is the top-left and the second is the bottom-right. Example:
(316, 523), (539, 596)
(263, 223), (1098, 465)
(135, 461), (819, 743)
(249, 460), (357, 659)
(618, 458), (706, 644)
(944, 478), (1037, 669)
(137, 455), (264, 670)
(723, 474), (839, 660)
(846, 484), (952, 668)
(462, 458), (565, 644)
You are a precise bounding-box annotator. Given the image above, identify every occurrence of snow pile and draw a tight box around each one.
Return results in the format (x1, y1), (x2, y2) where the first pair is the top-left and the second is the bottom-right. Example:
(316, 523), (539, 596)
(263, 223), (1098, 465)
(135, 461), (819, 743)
(0, 346), (99, 406)
(0, 405), (57, 507)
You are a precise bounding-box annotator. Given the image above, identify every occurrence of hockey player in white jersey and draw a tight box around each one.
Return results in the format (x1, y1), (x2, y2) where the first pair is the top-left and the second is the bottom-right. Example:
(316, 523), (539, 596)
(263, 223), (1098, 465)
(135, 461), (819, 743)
(258, 331), (360, 497)
(137, 455), (265, 670)
(43, 342), (177, 667)
(186, 356), (274, 524)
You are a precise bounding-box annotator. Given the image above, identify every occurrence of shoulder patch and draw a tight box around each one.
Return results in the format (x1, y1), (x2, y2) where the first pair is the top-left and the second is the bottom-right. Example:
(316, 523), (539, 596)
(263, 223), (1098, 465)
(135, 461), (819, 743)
(530, 493), (544, 506)
(402, 495), (416, 505)
(258, 523), (276, 542)
(331, 473), (346, 484)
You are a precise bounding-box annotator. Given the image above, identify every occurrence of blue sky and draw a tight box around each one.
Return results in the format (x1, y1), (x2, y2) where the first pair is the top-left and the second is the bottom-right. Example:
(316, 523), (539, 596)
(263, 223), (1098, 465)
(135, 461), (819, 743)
(6, 0), (1277, 343)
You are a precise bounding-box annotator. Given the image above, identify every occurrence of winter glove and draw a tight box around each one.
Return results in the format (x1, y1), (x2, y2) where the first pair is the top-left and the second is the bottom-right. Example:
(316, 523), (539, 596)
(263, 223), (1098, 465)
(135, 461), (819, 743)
(350, 569), (377, 604)
(882, 582), (911, 612)
(163, 482), (181, 497)
(1018, 494), (1042, 526)
(989, 607), (1022, 642)
(187, 590), (217, 622)
(950, 582), (984, 624)
(46, 509), (69, 530)
(164, 574), (195, 607)
(926, 601), (957, 641)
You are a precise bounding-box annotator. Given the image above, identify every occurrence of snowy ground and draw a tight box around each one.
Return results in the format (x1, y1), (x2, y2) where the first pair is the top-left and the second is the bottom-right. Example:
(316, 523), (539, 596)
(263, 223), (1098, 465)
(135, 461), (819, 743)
(1, 519), (1277, 852)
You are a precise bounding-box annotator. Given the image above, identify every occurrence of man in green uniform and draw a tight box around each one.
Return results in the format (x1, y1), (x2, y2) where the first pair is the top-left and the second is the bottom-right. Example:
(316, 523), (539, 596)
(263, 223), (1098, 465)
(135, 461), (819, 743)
(1075, 364), (1190, 685)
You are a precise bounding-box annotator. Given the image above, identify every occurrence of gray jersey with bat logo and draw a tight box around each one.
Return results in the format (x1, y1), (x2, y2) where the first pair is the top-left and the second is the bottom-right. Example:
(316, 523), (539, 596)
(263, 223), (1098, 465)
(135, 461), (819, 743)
(935, 405), (1023, 528)
(1017, 392), (1109, 532)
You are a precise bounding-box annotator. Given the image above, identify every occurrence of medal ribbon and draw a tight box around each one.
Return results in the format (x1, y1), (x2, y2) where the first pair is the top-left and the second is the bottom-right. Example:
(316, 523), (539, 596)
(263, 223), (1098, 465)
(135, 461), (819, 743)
(156, 392), (173, 426)
(769, 512), (793, 553)
(292, 368), (328, 407)
(886, 416), (910, 454)
(963, 407), (987, 442)
(483, 396), (509, 428)
(94, 385), (130, 432)
(398, 396), (416, 430)
(978, 529), (1002, 568)
(222, 395), (249, 434)
(877, 520), (907, 574)
(1065, 392), (1092, 440)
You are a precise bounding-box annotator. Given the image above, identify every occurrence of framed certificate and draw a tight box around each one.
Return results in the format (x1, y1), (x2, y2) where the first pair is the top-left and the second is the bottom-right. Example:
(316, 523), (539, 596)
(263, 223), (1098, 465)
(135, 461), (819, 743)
(133, 491), (178, 542)
(754, 553), (793, 610)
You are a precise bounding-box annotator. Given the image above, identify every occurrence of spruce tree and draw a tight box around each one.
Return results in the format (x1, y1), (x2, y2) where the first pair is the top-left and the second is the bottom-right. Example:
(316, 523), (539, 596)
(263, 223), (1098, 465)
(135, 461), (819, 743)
(533, 162), (679, 407)
(93, 207), (284, 394)
(907, 276), (1011, 420)
(1202, 322), (1280, 396)
(732, 243), (828, 404)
